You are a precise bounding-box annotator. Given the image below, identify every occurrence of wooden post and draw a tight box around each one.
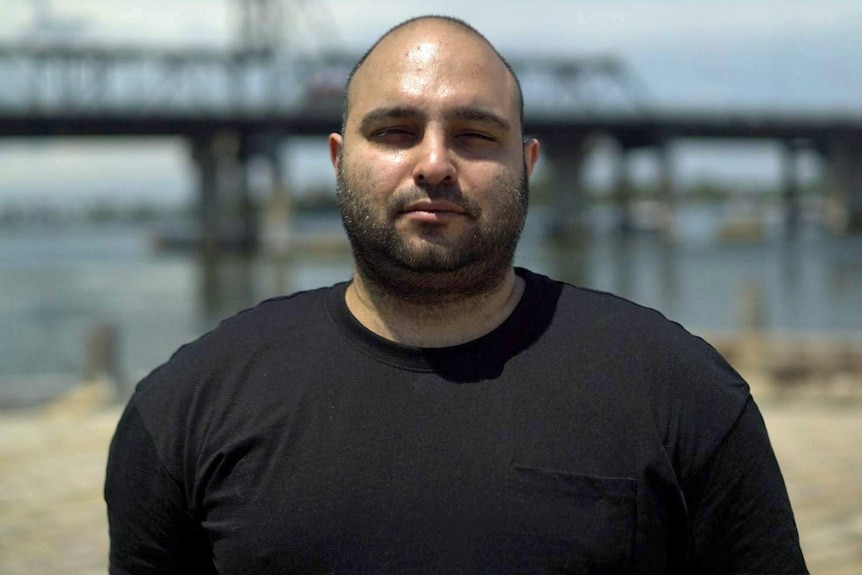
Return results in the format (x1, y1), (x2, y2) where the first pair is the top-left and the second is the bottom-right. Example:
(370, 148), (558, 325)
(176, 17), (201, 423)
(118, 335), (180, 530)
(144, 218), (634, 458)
(83, 321), (123, 394)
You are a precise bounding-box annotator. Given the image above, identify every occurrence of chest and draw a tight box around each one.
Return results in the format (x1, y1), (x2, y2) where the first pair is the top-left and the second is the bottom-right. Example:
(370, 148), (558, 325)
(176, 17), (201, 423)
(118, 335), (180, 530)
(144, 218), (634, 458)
(195, 373), (671, 574)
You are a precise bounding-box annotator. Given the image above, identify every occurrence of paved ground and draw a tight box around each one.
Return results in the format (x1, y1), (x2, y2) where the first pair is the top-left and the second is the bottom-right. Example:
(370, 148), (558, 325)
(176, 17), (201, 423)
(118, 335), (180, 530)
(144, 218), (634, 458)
(0, 394), (860, 574)
(761, 399), (862, 574)
(0, 404), (120, 575)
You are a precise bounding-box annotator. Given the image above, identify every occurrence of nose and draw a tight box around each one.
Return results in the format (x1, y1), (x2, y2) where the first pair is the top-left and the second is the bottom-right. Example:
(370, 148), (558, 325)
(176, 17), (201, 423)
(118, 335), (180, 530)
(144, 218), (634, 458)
(412, 129), (456, 186)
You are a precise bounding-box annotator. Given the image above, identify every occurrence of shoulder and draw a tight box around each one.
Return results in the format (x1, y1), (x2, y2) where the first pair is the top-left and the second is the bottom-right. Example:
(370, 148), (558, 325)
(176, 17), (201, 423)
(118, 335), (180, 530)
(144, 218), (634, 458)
(121, 283), (346, 482)
(153, 283), (336, 367)
(202, 283), (339, 348)
(548, 268), (747, 395)
(130, 283), (342, 423)
(522, 268), (752, 475)
(522, 267), (724, 362)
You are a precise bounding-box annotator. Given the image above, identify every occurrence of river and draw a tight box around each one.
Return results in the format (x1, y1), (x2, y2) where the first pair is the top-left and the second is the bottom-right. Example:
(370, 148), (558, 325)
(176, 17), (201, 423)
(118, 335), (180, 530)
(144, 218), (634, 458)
(1, 203), (860, 404)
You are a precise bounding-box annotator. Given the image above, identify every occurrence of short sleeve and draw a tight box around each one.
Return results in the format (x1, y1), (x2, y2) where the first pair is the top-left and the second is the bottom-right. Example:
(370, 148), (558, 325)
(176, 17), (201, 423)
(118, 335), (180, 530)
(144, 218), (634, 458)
(685, 397), (808, 574)
(105, 401), (214, 574)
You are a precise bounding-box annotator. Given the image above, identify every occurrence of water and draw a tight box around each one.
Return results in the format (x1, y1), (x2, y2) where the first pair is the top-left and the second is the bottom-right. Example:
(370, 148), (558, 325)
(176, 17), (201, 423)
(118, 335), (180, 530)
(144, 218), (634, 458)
(2, 205), (861, 403)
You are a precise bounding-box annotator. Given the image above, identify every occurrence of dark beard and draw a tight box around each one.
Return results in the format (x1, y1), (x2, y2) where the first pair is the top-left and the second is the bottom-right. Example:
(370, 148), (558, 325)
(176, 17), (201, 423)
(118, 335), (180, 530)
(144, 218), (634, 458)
(336, 162), (529, 304)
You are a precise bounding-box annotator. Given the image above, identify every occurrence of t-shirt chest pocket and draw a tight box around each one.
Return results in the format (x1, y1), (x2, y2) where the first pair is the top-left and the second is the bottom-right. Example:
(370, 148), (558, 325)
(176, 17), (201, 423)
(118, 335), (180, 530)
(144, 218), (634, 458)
(491, 465), (637, 574)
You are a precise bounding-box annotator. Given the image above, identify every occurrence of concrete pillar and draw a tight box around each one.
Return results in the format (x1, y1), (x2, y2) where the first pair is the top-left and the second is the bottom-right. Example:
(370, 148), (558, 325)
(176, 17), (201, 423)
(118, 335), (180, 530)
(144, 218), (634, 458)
(189, 131), (253, 321)
(543, 135), (591, 239)
(657, 139), (676, 241)
(190, 131), (258, 255)
(825, 136), (862, 234)
(612, 143), (634, 234)
(258, 138), (293, 260)
(236, 135), (258, 252)
(191, 136), (222, 257)
(849, 176), (862, 234)
(781, 140), (802, 237)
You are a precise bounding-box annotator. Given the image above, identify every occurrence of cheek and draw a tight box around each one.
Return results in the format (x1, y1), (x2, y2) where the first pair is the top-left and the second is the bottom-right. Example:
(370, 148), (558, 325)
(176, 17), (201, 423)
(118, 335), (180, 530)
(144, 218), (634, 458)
(348, 150), (409, 191)
(384, 149), (412, 179)
(473, 164), (526, 209)
(466, 162), (517, 193)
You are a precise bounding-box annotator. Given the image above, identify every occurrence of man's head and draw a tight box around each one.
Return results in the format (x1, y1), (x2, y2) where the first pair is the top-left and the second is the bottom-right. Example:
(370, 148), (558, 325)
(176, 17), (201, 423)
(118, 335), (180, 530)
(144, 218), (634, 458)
(329, 16), (540, 303)
(340, 16), (525, 135)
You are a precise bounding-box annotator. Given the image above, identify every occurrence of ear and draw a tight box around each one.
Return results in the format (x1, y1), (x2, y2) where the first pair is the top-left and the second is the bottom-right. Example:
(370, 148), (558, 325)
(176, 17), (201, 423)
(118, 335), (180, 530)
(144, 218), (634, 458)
(328, 133), (343, 172)
(523, 137), (540, 178)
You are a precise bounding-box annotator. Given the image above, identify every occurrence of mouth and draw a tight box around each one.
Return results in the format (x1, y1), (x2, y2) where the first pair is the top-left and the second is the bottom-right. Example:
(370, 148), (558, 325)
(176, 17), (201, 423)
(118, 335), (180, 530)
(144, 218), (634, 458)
(399, 201), (469, 218)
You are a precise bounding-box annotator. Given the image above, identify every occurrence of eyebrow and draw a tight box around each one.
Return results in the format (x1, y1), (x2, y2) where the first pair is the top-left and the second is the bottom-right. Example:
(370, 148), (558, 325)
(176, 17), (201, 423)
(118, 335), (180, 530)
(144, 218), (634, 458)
(358, 106), (418, 133)
(446, 107), (511, 132)
(358, 105), (511, 134)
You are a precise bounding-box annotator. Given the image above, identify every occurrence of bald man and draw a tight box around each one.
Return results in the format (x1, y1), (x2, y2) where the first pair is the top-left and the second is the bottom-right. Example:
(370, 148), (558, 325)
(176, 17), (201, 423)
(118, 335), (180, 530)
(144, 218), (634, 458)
(106, 16), (808, 574)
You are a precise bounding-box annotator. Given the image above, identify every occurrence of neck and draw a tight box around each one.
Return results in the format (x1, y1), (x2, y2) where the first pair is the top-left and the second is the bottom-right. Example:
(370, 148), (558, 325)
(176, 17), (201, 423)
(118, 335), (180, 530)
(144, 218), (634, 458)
(345, 268), (525, 348)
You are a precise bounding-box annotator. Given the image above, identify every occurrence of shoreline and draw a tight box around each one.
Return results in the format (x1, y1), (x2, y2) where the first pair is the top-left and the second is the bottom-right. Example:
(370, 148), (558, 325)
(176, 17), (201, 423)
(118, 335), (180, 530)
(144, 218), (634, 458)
(3, 329), (861, 410)
(704, 329), (862, 401)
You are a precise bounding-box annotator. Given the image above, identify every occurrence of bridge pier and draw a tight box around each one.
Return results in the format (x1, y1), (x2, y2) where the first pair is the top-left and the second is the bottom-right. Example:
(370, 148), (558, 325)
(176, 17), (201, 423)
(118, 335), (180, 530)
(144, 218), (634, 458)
(657, 139), (676, 240)
(612, 138), (677, 237)
(189, 131), (291, 320)
(190, 131), (258, 255)
(541, 135), (677, 239)
(542, 135), (592, 240)
(823, 136), (862, 234)
(612, 144), (635, 234)
(191, 134), (224, 257)
(781, 140), (804, 237)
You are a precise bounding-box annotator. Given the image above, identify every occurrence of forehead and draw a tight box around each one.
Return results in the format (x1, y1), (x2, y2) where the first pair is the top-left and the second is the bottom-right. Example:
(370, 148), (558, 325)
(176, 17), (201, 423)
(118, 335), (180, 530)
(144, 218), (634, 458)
(347, 23), (518, 127)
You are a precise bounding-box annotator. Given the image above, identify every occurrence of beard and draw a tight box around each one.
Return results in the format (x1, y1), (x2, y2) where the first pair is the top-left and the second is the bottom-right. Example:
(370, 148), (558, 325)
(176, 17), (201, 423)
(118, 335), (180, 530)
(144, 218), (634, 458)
(336, 159), (529, 304)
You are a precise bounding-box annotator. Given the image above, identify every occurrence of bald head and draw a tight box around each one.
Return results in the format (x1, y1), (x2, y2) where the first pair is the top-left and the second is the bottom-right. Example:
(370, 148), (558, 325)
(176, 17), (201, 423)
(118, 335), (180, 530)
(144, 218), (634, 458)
(341, 16), (524, 134)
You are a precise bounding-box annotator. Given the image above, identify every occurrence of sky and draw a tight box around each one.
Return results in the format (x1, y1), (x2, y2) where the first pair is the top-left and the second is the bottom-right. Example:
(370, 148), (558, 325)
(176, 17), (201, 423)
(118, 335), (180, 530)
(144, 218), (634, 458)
(1, 0), (860, 207)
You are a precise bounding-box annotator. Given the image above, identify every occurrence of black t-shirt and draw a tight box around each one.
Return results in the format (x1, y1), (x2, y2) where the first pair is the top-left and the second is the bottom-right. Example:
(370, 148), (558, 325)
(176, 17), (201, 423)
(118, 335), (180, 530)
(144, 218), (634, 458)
(105, 268), (808, 574)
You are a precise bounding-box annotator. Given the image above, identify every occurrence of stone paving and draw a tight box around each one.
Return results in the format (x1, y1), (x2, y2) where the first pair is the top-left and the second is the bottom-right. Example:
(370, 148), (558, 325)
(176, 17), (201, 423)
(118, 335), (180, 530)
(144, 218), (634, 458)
(0, 394), (860, 574)
(0, 404), (119, 575)
(761, 399), (862, 574)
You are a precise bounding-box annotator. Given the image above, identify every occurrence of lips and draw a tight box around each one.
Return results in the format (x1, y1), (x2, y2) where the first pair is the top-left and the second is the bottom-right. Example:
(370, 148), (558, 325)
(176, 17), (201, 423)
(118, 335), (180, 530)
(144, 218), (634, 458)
(400, 201), (468, 216)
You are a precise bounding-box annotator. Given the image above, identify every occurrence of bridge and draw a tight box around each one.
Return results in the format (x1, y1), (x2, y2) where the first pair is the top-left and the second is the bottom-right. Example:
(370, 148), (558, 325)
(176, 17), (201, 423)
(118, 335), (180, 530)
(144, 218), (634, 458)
(2, 5), (862, 249)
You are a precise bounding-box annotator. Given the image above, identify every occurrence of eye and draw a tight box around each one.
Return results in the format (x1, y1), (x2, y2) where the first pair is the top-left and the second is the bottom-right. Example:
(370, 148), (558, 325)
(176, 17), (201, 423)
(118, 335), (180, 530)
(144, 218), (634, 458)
(457, 131), (496, 143)
(373, 127), (411, 137)
(370, 127), (417, 146)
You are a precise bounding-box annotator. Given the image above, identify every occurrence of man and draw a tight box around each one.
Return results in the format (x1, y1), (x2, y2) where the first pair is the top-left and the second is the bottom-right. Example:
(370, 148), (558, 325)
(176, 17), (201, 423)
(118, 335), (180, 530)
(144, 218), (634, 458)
(105, 15), (808, 574)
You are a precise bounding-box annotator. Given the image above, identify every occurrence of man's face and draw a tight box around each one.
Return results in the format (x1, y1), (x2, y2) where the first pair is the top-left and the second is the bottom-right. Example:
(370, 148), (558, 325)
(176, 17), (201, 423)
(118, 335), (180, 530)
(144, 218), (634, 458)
(330, 23), (539, 299)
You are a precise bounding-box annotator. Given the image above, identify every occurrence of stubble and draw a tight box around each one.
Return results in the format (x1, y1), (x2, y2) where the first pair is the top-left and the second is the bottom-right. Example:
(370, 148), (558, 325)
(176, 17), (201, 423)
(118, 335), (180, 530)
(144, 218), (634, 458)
(336, 159), (529, 304)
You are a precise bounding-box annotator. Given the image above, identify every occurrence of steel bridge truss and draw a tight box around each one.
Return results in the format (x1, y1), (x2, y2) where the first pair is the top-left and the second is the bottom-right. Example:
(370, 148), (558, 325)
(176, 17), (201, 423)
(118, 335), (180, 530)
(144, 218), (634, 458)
(0, 43), (307, 114)
(0, 43), (651, 117)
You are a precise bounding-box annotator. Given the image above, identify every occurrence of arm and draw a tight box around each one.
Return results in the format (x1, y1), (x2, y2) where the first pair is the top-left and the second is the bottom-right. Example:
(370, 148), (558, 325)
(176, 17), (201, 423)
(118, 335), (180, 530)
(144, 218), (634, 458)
(685, 397), (808, 574)
(105, 402), (213, 575)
